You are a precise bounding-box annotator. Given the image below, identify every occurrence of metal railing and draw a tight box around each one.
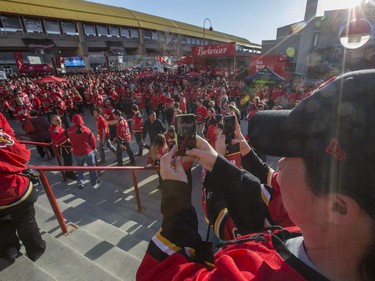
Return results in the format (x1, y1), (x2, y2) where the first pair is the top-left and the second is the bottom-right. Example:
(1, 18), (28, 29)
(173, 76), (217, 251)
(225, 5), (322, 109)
(19, 138), (158, 235)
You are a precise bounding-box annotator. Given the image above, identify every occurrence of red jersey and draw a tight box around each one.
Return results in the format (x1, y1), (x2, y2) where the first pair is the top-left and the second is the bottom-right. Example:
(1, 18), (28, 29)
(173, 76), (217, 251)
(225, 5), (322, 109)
(196, 105), (208, 123)
(205, 124), (217, 146)
(84, 89), (93, 104)
(110, 91), (120, 103)
(116, 117), (131, 142)
(147, 145), (168, 165)
(0, 113), (31, 207)
(134, 92), (145, 110)
(132, 112), (144, 133)
(14, 105), (30, 121)
(179, 97), (187, 113)
(64, 96), (74, 109)
(96, 115), (109, 141)
(67, 125), (96, 156)
(49, 124), (68, 146)
(163, 132), (175, 149)
(41, 97), (53, 113)
(150, 94), (161, 109)
(30, 97), (41, 111)
(93, 95), (104, 108)
(73, 93), (83, 103)
(102, 106), (114, 121)
(55, 100), (67, 116)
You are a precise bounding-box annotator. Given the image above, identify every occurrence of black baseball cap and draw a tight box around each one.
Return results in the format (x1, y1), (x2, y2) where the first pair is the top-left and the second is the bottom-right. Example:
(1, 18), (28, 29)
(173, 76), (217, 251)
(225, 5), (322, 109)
(248, 69), (375, 217)
(248, 70), (375, 159)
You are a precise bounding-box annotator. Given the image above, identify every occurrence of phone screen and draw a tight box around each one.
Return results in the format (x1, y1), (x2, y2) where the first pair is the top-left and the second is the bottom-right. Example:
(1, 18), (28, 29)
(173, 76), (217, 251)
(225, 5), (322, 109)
(223, 115), (235, 143)
(175, 114), (196, 157)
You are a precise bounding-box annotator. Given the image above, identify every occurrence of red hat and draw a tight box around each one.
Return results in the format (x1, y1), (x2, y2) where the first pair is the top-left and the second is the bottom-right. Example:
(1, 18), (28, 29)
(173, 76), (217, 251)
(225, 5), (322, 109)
(72, 114), (84, 125)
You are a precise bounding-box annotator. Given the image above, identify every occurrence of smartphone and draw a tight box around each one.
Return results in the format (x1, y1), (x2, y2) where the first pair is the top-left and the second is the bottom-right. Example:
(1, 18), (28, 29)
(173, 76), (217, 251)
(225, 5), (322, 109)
(223, 115), (235, 144)
(175, 114), (196, 157)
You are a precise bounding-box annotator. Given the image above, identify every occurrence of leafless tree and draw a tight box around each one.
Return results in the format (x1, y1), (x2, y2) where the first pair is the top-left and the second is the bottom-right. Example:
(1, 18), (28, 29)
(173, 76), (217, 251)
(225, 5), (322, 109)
(157, 30), (181, 57)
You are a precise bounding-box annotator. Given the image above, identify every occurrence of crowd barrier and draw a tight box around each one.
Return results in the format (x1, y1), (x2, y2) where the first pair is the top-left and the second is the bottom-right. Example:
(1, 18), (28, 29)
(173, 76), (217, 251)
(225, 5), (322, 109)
(19, 138), (158, 235)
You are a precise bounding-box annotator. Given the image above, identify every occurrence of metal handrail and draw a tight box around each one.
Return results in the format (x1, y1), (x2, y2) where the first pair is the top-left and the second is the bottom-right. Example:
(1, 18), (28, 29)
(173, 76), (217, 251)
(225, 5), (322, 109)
(18, 138), (159, 235)
(19, 138), (69, 181)
(30, 165), (158, 234)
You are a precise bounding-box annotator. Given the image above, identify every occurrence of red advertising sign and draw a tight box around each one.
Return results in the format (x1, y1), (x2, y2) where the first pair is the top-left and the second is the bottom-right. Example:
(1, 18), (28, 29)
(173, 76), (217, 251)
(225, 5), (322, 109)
(19, 64), (54, 73)
(192, 42), (236, 57)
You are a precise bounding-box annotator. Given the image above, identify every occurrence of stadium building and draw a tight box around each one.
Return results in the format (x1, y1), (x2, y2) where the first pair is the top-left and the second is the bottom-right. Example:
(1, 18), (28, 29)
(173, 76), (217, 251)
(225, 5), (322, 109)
(0, 0), (261, 74)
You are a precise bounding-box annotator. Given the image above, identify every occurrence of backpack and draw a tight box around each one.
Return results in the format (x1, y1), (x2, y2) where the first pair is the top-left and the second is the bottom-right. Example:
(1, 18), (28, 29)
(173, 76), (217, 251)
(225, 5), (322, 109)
(24, 118), (35, 135)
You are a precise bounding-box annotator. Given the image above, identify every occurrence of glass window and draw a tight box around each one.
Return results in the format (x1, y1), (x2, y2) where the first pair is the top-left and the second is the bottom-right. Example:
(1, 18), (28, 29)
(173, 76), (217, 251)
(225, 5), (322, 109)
(130, 28), (139, 38)
(143, 30), (152, 39)
(0, 15), (23, 32)
(61, 21), (78, 35)
(120, 27), (130, 38)
(24, 18), (43, 33)
(187, 37), (191, 44)
(192, 38), (196, 44)
(109, 26), (119, 37)
(83, 23), (96, 36)
(152, 32), (158, 40)
(97, 25), (108, 36)
(44, 20), (61, 35)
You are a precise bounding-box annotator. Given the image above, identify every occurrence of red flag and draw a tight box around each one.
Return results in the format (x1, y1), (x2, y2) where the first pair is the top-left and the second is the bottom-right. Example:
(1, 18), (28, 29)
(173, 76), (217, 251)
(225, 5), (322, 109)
(13, 52), (24, 70)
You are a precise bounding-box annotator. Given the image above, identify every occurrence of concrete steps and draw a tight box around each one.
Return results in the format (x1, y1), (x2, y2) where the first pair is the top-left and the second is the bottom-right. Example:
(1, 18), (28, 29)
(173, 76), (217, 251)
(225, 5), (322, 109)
(0, 255), (56, 281)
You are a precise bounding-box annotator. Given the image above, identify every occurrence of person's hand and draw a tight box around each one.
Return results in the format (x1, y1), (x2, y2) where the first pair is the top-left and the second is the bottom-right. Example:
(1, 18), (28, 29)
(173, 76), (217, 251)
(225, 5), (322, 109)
(160, 146), (187, 183)
(215, 131), (226, 156)
(186, 136), (218, 172)
(234, 116), (245, 140)
(233, 117), (252, 155)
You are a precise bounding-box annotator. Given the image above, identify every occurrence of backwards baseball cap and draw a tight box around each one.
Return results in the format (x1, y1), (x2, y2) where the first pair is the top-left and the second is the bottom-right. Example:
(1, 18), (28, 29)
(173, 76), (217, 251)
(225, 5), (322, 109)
(248, 69), (375, 217)
(214, 114), (223, 123)
(72, 114), (84, 125)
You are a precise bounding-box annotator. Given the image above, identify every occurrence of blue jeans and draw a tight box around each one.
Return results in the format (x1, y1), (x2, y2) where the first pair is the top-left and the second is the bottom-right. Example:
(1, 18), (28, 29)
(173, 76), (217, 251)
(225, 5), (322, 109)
(75, 151), (98, 186)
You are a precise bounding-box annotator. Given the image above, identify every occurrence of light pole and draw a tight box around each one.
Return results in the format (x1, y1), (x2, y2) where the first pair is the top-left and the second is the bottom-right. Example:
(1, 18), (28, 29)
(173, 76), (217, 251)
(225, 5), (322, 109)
(202, 18), (213, 45)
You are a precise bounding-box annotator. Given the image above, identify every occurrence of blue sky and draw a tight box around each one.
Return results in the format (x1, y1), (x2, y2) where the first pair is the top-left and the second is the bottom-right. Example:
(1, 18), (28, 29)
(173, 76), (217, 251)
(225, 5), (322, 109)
(88, 0), (361, 44)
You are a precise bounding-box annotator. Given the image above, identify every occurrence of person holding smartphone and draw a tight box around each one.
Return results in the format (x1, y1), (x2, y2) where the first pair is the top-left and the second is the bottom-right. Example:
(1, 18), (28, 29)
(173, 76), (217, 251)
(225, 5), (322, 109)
(137, 70), (375, 281)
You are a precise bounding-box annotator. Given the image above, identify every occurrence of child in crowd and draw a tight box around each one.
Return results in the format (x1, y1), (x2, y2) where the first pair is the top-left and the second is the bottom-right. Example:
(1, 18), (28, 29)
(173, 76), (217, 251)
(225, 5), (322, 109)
(147, 134), (169, 189)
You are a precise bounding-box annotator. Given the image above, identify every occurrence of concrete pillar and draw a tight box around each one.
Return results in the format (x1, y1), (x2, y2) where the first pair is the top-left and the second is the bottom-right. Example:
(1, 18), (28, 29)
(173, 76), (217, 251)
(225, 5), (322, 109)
(76, 22), (91, 71)
(295, 0), (318, 76)
(137, 29), (145, 68)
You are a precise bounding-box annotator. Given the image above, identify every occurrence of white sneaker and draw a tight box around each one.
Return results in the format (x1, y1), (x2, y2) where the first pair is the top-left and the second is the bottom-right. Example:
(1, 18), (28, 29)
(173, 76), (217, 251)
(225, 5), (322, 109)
(92, 180), (101, 189)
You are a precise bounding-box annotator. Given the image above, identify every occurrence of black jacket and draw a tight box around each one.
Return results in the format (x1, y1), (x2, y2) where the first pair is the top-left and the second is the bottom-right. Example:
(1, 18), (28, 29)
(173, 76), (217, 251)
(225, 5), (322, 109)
(142, 118), (165, 143)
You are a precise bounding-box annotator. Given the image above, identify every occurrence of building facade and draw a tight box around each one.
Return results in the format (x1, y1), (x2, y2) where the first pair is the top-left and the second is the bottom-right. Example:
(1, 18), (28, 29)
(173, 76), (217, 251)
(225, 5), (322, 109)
(262, 0), (375, 78)
(0, 0), (260, 73)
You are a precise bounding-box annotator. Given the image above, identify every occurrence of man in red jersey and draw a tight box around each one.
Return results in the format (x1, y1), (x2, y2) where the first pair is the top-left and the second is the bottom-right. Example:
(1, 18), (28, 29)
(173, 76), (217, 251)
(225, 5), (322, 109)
(102, 99), (116, 141)
(195, 98), (207, 137)
(113, 110), (136, 166)
(0, 112), (46, 264)
(131, 104), (144, 156)
(93, 107), (116, 164)
(49, 115), (77, 180)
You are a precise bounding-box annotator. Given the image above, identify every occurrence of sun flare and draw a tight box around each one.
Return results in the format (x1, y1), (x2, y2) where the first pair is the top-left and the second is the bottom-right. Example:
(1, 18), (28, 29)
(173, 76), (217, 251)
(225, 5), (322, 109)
(321, 0), (363, 12)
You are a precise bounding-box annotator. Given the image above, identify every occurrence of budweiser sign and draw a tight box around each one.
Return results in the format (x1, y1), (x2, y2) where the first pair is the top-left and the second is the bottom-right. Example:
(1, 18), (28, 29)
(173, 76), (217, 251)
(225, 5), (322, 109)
(192, 42), (236, 57)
